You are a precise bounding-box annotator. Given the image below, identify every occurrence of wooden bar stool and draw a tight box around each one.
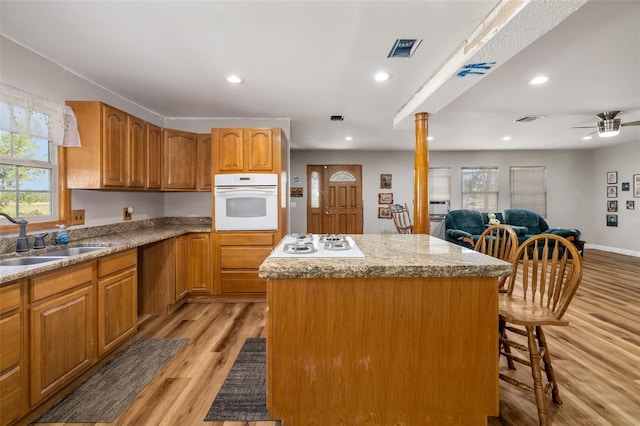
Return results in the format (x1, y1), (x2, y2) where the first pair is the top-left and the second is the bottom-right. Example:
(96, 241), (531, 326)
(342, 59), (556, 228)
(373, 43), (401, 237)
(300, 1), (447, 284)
(499, 234), (583, 426)
(474, 224), (518, 291)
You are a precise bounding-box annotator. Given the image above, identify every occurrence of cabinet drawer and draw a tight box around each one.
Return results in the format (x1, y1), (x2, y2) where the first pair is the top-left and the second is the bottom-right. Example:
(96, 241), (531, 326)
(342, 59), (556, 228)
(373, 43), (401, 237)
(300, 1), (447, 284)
(221, 271), (266, 293)
(220, 233), (274, 246)
(0, 283), (21, 314)
(221, 247), (273, 269)
(98, 249), (137, 277)
(0, 312), (20, 373)
(30, 262), (94, 302)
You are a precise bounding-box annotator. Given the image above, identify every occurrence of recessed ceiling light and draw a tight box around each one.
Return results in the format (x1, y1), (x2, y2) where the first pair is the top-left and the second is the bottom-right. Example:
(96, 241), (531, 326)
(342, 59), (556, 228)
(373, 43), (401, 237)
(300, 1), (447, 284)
(502, 136), (512, 141)
(529, 75), (548, 85)
(374, 71), (392, 82)
(345, 136), (353, 141)
(226, 74), (244, 84)
(427, 136), (434, 141)
(582, 135), (593, 140)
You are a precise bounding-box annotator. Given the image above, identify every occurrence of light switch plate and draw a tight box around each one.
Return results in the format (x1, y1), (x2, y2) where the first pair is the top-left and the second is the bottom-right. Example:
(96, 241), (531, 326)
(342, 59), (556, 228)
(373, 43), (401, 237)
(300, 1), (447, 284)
(71, 209), (85, 225)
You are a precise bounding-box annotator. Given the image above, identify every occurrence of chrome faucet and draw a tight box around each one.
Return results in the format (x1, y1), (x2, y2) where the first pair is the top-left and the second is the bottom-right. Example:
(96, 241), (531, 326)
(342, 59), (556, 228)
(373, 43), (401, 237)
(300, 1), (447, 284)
(0, 212), (29, 252)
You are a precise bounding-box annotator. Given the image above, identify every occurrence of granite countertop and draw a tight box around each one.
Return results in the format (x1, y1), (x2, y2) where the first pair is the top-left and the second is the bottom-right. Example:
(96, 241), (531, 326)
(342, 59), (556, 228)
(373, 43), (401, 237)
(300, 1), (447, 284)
(259, 234), (512, 279)
(0, 224), (210, 285)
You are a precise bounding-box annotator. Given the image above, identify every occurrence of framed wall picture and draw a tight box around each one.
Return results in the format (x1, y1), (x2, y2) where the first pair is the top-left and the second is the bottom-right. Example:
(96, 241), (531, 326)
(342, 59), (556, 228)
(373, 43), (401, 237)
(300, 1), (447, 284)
(634, 174), (640, 198)
(607, 185), (617, 198)
(627, 200), (635, 210)
(607, 171), (618, 184)
(606, 214), (618, 227)
(378, 206), (392, 219)
(621, 182), (630, 191)
(380, 174), (392, 189)
(290, 187), (304, 197)
(378, 193), (393, 204)
(607, 200), (618, 212)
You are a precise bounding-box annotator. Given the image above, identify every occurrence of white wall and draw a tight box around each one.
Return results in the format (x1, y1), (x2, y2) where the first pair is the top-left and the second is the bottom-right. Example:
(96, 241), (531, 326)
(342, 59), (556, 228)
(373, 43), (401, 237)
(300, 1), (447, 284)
(588, 141), (640, 255)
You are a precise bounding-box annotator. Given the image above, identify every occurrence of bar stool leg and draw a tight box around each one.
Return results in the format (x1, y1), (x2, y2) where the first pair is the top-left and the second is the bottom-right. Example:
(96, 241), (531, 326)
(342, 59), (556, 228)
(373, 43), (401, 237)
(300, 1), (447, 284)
(536, 325), (562, 405)
(527, 325), (548, 426)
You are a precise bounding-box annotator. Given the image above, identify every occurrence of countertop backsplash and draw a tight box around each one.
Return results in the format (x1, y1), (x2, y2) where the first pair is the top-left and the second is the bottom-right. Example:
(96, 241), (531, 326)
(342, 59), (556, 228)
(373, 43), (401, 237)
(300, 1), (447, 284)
(0, 216), (212, 256)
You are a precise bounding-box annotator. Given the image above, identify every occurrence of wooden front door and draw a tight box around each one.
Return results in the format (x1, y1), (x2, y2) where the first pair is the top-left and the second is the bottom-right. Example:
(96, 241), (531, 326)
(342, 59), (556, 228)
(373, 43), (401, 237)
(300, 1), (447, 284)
(307, 165), (363, 234)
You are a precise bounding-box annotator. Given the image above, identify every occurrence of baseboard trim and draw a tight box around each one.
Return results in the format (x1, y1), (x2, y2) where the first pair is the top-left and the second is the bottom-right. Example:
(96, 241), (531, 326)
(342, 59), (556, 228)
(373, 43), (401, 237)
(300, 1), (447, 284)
(586, 244), (640, 258)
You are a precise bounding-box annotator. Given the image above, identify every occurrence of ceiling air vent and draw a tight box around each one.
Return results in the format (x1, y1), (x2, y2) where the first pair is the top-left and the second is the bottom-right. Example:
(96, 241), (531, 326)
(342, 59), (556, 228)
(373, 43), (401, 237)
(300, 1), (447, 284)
(388, 39), (422, 58)
(330, 115), (344, 121)
(513, 115), (546, 123)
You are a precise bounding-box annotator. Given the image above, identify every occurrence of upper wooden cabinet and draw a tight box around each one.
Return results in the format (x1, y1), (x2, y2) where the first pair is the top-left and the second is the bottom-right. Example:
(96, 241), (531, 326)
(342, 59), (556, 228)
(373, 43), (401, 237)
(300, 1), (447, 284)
(127, 115), (146, 188)
(162, 129), (198, 190)
(66, 101), (160, 190)
(146, 123), (162, 190)
(197, 133), (212, 191)
(213, 128), (280, 173)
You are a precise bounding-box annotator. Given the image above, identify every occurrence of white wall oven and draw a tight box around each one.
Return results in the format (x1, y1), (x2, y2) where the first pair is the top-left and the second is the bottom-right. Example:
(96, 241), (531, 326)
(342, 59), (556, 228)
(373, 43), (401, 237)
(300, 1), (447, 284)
(214, 174), (278, 231)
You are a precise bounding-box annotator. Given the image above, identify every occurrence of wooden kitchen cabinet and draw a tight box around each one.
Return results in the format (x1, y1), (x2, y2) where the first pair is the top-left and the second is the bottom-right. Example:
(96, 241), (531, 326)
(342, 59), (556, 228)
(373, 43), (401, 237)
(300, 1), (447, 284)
(197, 133), (212, 191)
(29, 263), (96, 405)
(66, 101), (127, 188)
(216, 232), (275, 293)
(213, 128), (280, 173)
(146, 123), (163, 189)
(97, 249), (137, 357)
(0, 280), (27, 426)
(174, 236), (189, 300)
(126, 115), (146, 188)
(186, 233), (211, 293)
(162, 129), (198, 190)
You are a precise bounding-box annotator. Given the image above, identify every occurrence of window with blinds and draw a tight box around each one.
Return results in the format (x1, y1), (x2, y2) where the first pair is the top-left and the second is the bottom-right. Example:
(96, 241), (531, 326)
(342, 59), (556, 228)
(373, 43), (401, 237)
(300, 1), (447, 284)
(429, 167), (450, 202)
(510, 166), (547, 217)
(461, 167), (498, 211)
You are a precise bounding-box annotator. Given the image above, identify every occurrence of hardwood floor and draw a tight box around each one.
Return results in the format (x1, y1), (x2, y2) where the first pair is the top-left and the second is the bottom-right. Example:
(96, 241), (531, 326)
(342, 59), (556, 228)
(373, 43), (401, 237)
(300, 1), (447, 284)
(30, 249), (638, 426)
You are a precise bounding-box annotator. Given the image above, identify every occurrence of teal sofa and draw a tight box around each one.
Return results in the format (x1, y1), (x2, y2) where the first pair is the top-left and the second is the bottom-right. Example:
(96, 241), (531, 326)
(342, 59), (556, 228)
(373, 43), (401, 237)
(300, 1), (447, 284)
(503, 209), (581, 245)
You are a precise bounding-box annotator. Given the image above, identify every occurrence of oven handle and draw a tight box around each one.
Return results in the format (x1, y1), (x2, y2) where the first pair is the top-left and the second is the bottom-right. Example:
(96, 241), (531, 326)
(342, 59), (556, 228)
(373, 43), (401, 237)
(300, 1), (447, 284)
(214, 186), (277, 196)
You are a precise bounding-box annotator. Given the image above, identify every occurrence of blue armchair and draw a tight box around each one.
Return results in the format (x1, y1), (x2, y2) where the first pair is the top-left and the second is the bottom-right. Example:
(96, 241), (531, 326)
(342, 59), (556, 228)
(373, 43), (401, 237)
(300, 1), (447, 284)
(444, 209), (486, 249)
(503, 209), (581, 245)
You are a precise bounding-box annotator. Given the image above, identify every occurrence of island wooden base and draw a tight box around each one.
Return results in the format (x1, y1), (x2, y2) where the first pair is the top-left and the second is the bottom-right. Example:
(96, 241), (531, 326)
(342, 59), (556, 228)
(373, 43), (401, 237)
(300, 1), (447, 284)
(266, 276), (498, 425)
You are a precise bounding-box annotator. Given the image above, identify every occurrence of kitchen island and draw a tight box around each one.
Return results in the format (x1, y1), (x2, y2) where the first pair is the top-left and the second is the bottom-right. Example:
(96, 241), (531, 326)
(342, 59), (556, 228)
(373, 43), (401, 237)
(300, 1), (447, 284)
(259, 234), (512, 425)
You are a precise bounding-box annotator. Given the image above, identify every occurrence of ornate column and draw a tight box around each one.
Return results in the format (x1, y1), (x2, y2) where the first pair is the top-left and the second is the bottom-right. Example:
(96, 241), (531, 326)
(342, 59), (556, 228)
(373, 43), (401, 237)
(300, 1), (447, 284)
(414, 112), (430, 234)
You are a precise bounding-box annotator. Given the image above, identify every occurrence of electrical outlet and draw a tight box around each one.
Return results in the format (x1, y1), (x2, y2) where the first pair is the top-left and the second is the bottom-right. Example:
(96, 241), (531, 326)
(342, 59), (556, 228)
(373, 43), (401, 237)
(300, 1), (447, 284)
(123, 207), (132, 221)
(71, 209), (85, 225)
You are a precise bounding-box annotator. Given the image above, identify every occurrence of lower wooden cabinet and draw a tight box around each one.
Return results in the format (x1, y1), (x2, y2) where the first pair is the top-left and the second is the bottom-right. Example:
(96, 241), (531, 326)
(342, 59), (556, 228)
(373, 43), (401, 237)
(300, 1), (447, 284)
(29, 263), (96, 406)
(0, 280), (27, 426)
(97, 249), (137, 357)
(186, 233), (211, 293)
(175, 236), (189, 301)
(217, 232), (275, 293)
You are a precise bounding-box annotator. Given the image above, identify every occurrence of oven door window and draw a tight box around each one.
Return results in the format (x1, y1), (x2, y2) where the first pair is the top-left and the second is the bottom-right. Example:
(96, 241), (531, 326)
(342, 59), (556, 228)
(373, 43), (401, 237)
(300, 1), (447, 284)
(227, 197), (267, 218)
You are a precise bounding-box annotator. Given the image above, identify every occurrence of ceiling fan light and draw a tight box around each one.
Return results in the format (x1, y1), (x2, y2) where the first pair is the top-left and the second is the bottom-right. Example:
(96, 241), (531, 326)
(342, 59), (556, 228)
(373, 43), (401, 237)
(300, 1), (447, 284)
(597, 119), (621, 137)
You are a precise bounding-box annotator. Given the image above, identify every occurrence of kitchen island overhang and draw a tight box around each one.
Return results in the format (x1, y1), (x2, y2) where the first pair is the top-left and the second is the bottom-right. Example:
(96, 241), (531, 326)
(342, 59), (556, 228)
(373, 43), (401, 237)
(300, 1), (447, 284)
(260, 234), (511, 425)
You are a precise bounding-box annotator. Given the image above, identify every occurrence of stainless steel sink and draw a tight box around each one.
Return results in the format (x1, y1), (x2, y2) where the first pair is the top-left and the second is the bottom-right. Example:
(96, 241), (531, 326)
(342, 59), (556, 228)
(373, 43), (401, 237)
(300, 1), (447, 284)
(0, 256), (65, 267)
(45, 246), (108, 257)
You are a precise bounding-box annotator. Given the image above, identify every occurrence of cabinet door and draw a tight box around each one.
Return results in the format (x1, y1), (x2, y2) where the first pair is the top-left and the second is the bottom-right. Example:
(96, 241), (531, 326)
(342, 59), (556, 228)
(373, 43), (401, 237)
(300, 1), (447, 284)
(162, 130), (197, 190)
(146, 123), (162, 189)
(188, 233), (211, 293)
(197, 133), (212, 191)
(175, 236), (189, 300)
(0, 281), (26, 426)
(127, 115), (146, 188)
(30, 284), (95, 405)
(101, 105), (127, 187)
(97, 267), (137, 357)
(247, 128), (274, 171)
(216, 128), (244, 171)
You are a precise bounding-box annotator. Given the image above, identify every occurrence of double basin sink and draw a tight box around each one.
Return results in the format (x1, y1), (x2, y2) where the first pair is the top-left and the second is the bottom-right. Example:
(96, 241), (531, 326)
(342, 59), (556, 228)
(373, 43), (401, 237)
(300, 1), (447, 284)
(0, 246), (108, 267)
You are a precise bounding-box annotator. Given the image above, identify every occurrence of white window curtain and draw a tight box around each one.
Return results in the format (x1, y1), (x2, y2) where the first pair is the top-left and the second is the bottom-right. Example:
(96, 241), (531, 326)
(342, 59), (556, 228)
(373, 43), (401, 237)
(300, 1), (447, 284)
(0, 82), (81, 147)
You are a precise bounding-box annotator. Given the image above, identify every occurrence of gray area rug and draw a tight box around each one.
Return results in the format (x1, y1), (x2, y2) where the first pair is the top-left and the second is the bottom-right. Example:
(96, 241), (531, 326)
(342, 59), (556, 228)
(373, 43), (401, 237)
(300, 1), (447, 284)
(37, 337), (187, 423)
(205, 337), (270, 421)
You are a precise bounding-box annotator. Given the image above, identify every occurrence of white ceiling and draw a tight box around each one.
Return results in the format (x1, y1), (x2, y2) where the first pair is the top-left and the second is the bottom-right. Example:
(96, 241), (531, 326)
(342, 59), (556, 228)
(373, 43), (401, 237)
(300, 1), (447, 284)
(1, 0), (639, 151)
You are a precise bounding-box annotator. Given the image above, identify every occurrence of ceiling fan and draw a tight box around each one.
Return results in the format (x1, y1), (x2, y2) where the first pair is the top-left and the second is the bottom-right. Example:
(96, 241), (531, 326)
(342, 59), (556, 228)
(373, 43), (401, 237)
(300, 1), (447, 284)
(573, 111), (640, 138)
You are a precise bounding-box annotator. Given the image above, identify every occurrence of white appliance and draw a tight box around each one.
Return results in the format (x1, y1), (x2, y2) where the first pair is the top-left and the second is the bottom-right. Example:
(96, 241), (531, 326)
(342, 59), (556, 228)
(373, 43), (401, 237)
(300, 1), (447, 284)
(271, 234), (365, 258)
(214, 174), (278, 231)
